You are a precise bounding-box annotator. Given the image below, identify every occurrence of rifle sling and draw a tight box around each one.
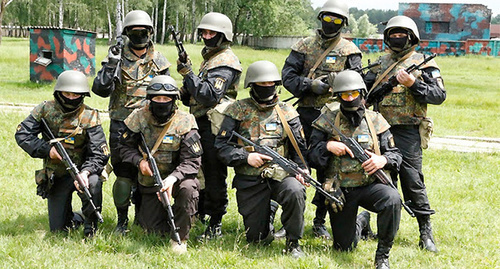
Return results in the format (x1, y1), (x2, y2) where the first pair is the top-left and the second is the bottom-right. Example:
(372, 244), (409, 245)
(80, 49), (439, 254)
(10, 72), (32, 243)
(150, 111), (177, 156)
(307, 38), (341, 79)
(275, 105), (308, 169)
(368, 48), (415, 93)
(47, 105), (85, 144)
(334, 111), (381, 156)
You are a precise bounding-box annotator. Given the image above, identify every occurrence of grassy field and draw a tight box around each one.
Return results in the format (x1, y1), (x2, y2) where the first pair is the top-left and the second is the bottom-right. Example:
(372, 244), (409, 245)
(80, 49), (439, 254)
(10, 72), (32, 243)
(1, 37), (499, 268)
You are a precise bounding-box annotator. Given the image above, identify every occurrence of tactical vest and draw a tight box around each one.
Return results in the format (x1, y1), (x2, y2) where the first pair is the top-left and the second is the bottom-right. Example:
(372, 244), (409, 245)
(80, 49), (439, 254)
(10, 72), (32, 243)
(376, 51), (439, 126)
(189, 46), (242, 118)
(109, 41), (171, 121)
(291, 33), (361, 108)
(124, 106), (198, 187)
(312, 106), (390, 187)
(223, 98), (299, 177)
(31, 100), (101, 177)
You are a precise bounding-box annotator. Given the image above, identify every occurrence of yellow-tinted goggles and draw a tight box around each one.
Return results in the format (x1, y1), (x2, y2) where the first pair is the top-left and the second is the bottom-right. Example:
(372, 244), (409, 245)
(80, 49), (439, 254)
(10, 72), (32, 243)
(322, 15), (343, 25)
(339, 90), (360, 100)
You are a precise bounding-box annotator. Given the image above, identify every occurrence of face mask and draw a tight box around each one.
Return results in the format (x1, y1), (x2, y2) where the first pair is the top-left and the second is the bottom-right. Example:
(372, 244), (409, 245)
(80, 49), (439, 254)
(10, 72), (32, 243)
(54, 91), (84, 113)
(149, 100), (174, 123)
(340, 96), (362, 112)
(321, 20), (343, 38)
(340, 100), (365, 127)
(127, 28), (151, 49)
(388, 37), (409, 52)
(203, 32), (223, 48)
(251, 84), (276, 104)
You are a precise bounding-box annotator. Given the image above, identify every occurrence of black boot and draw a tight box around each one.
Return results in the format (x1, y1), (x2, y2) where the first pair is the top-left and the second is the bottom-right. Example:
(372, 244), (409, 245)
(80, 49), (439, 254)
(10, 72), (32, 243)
(72, 211), (85, 230)
(286, 238), (305, 259)
(84, 221), (97, 238)
(375, 240), (392, 269)
(198, 214), (223, 241)
(269, 200), (279, 235)
(417, 215), (438, 252)
(274, 227), (286, 239)
(357, 211), (377, 240)
(114, 207), (129, 235)
(312, 206), (331, 240)
(375, 257), (390, 269)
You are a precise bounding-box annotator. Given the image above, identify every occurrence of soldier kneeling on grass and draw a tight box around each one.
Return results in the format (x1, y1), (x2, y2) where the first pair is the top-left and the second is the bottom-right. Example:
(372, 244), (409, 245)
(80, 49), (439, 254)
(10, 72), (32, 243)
(15, 70), (109, 238)
(117, 75), (202, 254)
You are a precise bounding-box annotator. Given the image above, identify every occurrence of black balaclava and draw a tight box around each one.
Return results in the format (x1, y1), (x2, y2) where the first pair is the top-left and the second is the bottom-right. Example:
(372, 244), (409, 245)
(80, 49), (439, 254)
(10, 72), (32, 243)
(127, 28), (151, 50)
(387, 28), (411, 52)
(320, 13), (344, 39)
(340, 96), (365, 127)
(149, 99), (175, 123)
(250, 84), (278, 106)
(54, 91), (84, 113)
(203, 32), (224, 48)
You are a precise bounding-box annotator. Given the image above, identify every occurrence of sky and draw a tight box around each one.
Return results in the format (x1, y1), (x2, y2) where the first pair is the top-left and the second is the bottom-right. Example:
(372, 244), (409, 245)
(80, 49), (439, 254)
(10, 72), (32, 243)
(311, 0), (500, 16)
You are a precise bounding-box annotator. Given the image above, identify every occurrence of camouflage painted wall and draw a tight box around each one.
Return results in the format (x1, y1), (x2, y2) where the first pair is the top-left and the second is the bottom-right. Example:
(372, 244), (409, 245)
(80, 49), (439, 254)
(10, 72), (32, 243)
(399, 3), (492, 41)
(29, 27), (96, 82)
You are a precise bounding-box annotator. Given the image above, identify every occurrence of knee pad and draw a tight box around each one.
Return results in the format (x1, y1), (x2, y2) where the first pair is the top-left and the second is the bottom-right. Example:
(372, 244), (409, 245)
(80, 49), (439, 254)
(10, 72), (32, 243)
(113, 177), (133, 207)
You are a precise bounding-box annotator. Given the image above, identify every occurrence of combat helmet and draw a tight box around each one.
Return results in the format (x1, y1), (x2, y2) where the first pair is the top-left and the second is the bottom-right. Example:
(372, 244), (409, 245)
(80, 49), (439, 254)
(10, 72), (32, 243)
(54, 70), (90, 96)
(384, 15), (420, 45)
(317, 0), (349, 25)
(123, 10), (154, 33)
(197, 12), (233, 42)
(332, 70), (367, 96)
(244, 60), (281, 88)
(146, 75), (180, 99)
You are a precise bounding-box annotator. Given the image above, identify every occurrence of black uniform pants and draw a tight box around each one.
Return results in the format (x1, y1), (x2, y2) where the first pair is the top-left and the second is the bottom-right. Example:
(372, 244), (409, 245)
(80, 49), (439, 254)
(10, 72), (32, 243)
(47, 174), (102, 231)
(196, 115), (228, 218)
(297, 107), (327, 220)
(234, 175), (306, 242)
(329, 183), (401, 255)
(390, 125), (434, 216)
(137, 179), (200, 240)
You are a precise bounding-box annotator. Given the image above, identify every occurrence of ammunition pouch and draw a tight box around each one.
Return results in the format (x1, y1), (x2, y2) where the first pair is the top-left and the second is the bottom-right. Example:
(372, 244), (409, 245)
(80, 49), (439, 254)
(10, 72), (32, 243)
(35, 168), (54, 199)
(260, 164), (289, 182)
(419, 117), (433, 149)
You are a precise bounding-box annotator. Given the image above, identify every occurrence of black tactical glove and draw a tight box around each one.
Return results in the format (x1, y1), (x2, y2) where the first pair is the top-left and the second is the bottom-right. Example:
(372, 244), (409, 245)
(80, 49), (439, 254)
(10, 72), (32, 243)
(179, 86), (191, 106)
(107, 45), (122, 67)
(323, 177), (345, 213)
(177, 58), (193, 76)
(310, 76), (330, 95)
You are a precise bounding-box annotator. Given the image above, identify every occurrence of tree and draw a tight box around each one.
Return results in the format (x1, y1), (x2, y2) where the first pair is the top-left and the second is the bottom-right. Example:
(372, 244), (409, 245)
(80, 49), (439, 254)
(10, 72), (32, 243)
(356, 14), (377, 38)
(0, 0), (14, 45)
(492, 14), (500, 24)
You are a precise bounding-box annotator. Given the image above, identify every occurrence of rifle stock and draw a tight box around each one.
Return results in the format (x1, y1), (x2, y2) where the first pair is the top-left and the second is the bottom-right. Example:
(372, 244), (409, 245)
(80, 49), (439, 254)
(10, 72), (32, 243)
(318, 114), (415, 217)
(139, 133), (182, 245)
(40, 118), (104, 223)
(230, 131), (343, 206)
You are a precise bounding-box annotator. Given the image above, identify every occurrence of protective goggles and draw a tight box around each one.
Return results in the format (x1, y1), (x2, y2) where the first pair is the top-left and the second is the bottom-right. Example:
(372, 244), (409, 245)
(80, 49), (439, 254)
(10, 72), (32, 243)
(127, 28), (150, 38)
(322, 15), (343, 25)
(338, 90), (361, 100)
(147, 83), (177, 92)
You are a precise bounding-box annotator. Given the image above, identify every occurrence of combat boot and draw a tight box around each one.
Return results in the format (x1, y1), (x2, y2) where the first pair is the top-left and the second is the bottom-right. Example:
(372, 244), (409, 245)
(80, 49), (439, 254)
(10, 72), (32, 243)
(71, 211), (85, 230)
(84, 221), (97, 238)
(285, 238), (305, 259)
(274, 227), (287, 239)
(197, 214), (223, 241)
(375, 240), (392, 269)
(312, 206), (331, 240)
(374, 257), (390, 269)
(357, 211), (377, 240)
(417, 215), (438, 252)
(114, 207), (129, 235)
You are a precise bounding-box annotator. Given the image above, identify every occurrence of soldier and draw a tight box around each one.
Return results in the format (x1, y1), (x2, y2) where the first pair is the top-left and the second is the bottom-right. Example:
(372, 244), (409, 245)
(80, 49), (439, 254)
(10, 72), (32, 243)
(364, 15), (446, 252)
(214, 61), (308, 258)
(15, 70), (109, 237)
(92, 10), (171, 234)
(176, 12), (242, 239)
(308, 70), (402, 269)
(281, 0), (362, 239)
(117, 75), (202, 254)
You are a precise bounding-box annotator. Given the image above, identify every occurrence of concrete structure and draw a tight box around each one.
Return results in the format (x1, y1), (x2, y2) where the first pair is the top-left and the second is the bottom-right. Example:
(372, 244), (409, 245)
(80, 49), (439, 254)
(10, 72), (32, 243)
(29, 27), (96, 82)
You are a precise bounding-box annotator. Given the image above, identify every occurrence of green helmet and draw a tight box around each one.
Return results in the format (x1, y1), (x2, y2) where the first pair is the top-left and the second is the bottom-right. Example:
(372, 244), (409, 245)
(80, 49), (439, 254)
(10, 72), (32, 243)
(123, 10), (153, 32)
(146, 75), (179, 99)
(332, 70), (366, 95)
(384, 15), (420, 45)
(317, 0), (349, 25)
(54, 70), (90, 96)
(197, 12), (233, 42)
(244, 60), (281, 88)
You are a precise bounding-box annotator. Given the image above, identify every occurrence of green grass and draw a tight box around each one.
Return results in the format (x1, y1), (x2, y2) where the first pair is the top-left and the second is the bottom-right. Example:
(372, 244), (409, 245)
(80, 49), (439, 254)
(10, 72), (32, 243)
(1, 37), (500, 268)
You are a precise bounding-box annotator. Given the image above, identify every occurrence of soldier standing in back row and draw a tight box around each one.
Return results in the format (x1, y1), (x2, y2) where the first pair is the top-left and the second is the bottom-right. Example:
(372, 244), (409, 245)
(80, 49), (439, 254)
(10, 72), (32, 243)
(364, 15), (446, 253)
(92, 10), (171, 234)
(176, 12), (242, 239)
(281, 0), (362, 239)
(15, 70), (109, 238)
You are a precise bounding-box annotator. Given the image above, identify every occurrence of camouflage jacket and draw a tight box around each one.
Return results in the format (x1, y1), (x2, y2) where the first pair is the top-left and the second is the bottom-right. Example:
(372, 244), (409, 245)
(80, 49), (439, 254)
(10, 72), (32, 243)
(309, 105), (401, 188)
(214, 98), (307, 177)
(15, 100), (109, 177)
(119, 106), (202, 187)
(372, 51), (442, 126)
(92, 40), (171, 121)
(183, 44), (242, 118)
(283, 31), (362, 108)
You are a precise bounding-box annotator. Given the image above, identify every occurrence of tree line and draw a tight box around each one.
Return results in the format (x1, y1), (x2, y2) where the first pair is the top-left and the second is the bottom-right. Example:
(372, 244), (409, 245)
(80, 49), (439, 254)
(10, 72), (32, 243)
(1, 0), (398, 45)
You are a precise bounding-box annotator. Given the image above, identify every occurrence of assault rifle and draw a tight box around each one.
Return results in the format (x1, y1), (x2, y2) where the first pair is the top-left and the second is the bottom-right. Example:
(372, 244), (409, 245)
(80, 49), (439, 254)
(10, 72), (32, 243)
(318, 114), (415, 217)
(112, 0), (124, 82)
(40, 118), (104, 223)
(366, 53), (437, 110)
(139, 133), (182, 245)
(230, 131), (344, 206)
(169, 25), (188, 63)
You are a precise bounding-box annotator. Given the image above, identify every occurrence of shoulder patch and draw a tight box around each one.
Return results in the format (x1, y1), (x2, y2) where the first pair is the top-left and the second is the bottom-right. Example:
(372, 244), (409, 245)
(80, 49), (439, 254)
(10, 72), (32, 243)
(214, 77), (226, 90)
